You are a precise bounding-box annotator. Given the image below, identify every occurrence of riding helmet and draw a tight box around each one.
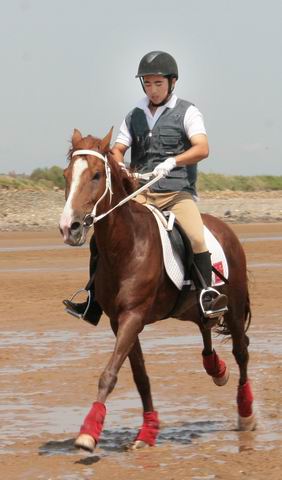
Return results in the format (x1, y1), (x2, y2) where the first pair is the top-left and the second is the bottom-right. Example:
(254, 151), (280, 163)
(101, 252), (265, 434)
(136, 51), (178, 79)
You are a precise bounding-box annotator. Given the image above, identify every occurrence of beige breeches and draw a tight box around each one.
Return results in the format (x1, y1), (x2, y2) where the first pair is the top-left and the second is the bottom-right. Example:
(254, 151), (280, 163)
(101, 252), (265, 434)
(134, 191), (207, 253)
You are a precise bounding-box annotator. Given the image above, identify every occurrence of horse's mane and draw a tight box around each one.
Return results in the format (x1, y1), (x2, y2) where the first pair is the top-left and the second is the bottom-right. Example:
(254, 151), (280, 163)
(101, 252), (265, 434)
(107, 150), (139, 195)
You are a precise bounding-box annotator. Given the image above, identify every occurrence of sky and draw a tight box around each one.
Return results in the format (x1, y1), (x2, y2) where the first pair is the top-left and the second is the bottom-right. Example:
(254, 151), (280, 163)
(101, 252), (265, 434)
(1, 0), (281, 176)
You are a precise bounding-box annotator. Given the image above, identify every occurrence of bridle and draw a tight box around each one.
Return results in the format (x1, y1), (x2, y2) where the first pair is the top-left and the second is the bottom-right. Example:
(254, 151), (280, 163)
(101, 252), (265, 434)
(72, 149), (112, 226)
(71, 149), (163, 227)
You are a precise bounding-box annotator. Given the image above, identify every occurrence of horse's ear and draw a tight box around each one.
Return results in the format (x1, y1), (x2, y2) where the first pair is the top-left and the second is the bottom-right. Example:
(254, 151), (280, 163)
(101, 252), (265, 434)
(100, 127), (114, 153)
(72, 129), (82, 148)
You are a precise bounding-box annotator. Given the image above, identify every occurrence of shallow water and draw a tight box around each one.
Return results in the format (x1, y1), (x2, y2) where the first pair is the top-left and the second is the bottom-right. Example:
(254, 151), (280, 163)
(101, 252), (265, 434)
(1, 262), (280, 273)
(248, 262), (282, 268)
(0, 244), (87, 253)
(240, 235), (282, 242)
(0, 233), (281, 254)
(0, 266), (88, 273)
(1, 320), (282, 457)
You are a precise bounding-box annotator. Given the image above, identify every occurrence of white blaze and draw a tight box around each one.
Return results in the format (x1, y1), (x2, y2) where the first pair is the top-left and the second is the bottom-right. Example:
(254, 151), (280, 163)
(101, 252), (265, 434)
(60, 158), (88, 232)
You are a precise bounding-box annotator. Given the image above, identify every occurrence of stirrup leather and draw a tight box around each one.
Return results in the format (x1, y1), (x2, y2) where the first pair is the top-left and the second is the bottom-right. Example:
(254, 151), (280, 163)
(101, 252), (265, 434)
(199, 287), (228, 319)
(64, 288), (91, 319)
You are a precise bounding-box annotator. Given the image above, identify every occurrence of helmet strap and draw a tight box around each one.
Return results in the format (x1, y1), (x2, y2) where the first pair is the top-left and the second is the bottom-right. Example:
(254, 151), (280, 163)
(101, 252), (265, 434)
(167, 76), (175, 95)
(139, 77), (147, 93)
(149, 95), (172, 108)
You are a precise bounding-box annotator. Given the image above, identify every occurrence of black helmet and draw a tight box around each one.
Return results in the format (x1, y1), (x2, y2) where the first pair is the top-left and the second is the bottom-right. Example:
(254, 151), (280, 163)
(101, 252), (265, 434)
(136, 51), (178, 79)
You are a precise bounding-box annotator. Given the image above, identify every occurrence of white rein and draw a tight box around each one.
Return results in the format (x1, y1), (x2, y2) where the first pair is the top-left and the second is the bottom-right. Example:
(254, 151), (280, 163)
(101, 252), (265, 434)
(71, 149), (163, 225)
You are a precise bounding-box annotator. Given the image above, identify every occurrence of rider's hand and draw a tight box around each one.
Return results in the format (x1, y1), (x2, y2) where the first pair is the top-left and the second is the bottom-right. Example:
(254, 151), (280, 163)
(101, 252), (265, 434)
(153, 157), (176, 177)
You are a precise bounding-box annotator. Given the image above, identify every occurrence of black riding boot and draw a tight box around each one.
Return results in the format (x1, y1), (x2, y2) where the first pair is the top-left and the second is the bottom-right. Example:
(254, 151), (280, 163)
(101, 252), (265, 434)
(193, 251), (228, 319)
(63, 235), (103, 326)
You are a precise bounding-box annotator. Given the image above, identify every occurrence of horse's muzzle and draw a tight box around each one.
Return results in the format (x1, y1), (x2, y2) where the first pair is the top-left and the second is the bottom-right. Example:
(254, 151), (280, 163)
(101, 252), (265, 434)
(59, 219), (87, 246)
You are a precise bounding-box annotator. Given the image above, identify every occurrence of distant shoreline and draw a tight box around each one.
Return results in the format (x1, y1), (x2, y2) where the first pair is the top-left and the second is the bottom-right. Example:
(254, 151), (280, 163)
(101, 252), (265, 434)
(0, 189), (281, 231)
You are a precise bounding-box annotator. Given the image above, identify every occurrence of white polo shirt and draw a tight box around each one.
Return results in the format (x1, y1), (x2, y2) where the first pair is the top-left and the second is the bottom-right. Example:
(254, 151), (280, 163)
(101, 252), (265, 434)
(115, 93), (207, 147)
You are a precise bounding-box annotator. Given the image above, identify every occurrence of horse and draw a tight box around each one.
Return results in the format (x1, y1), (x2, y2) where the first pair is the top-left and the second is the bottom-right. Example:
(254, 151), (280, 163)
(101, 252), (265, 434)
(59, 128), (256, 452)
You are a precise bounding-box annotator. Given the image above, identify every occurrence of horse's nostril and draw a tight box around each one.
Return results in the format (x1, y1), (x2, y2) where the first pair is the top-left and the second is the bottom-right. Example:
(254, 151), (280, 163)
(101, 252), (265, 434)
(70, 221), (81, 232)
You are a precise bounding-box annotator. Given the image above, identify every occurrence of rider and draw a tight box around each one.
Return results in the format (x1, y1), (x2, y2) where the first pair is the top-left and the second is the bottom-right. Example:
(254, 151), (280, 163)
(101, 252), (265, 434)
(63, 50), (228, 324)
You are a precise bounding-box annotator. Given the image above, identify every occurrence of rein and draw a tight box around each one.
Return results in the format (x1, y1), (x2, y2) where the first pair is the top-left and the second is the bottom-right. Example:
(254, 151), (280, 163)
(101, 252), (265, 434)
(71, 149), (163, 226)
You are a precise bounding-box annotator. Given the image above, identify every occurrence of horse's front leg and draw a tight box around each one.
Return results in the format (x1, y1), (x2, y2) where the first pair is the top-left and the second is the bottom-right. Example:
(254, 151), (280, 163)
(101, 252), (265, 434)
(200, 324), (229, 386)
(127, 338), (159, 449)
(75, 314), (144, 452)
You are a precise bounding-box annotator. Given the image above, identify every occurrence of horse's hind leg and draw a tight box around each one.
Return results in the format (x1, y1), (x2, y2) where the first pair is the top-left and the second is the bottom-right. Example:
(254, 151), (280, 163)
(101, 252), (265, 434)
(227, 294), (256, 431)
(127, 338), (159, 449)
(199, 324), (230, 386)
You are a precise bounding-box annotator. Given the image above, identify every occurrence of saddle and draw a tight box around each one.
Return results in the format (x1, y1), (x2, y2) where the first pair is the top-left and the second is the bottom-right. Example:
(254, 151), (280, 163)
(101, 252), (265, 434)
(145, 205), (229, 318)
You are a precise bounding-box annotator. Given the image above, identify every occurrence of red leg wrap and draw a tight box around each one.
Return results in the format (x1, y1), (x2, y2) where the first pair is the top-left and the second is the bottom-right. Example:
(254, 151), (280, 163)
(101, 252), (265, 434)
(237, 380), (254, 417)
(135, 411), (160, 446)
(203, 350), (227, 379)
(80, 402), (106, 443)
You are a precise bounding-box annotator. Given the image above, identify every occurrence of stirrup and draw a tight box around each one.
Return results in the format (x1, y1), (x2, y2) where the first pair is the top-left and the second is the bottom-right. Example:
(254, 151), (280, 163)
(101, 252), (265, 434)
(199, 287), (228, 319)
(64, 288), (91, 319)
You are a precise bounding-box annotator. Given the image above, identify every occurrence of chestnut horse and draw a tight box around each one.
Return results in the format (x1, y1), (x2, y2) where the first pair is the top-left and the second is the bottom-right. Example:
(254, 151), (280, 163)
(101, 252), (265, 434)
(59, 128), (256, 452)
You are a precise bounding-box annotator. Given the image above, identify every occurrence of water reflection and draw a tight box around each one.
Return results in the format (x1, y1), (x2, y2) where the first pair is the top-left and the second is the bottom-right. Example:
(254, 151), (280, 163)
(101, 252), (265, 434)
(238, 431), (256, 452)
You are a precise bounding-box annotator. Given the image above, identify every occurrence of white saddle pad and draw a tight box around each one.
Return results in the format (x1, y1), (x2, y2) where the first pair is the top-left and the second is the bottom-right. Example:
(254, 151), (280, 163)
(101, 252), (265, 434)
(146, 205), (229, 290)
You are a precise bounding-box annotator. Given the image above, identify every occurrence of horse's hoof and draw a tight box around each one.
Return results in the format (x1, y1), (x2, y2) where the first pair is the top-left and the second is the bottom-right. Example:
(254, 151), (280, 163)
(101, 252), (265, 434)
(74, 433), (96, 452)
(238, 413), (257, 431)
(127, 440), (150, 450)
(212, 365), (230, 386)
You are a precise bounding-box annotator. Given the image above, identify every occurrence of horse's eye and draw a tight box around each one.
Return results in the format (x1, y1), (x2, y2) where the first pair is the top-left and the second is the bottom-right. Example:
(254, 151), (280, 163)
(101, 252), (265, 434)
(92, 172), (100, 181)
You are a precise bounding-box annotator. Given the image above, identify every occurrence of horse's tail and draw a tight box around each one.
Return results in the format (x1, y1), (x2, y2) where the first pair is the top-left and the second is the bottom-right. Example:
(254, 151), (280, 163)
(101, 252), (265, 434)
(244, 288), (252, 333)
(243, 286), (252, 346)
(215, 283), (252, 338)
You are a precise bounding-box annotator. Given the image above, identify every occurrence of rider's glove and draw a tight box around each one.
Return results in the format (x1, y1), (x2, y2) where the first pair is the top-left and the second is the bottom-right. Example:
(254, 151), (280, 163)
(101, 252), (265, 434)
(153, 157), (177, 178)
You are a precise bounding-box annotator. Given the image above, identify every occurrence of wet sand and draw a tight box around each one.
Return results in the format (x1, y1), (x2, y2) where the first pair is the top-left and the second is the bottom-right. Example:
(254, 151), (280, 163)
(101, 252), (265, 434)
(0, 223), (282, 479)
